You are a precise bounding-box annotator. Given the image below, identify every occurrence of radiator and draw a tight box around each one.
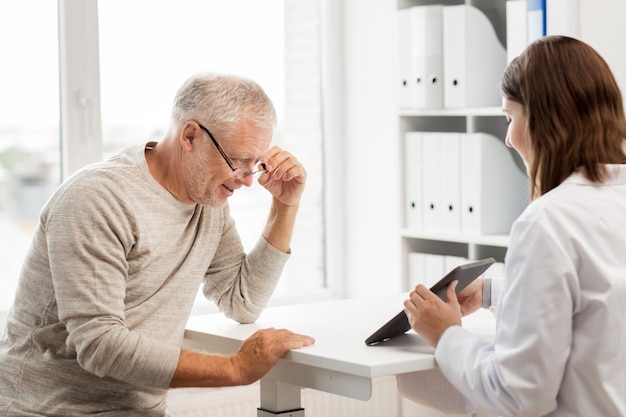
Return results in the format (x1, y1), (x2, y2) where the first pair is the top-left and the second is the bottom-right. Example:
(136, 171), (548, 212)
(167, 375), (400, 417)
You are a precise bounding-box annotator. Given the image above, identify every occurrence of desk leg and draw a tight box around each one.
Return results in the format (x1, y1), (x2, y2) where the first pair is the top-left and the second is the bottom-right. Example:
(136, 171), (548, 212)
(257, 378), (305, 417)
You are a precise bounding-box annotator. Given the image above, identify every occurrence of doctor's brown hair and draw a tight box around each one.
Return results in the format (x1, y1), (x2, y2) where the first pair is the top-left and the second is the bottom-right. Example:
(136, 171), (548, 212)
(500, 35), (626, 199)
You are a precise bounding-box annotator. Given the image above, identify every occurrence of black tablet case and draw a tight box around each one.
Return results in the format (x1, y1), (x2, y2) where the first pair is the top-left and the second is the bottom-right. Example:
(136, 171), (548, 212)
(364, 257), (495, 345)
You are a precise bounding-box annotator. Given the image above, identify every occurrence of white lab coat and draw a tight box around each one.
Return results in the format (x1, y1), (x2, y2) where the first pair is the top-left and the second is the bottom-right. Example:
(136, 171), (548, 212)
(434, 165), (626, 416)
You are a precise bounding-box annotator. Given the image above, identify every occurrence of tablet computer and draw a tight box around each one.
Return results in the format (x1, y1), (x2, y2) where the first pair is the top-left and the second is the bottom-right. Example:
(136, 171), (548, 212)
(364, 257), (495, 346)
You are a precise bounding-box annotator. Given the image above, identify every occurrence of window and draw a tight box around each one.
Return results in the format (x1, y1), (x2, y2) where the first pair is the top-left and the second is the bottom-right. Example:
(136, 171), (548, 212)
(97, 0), (325, 308)
(0, 0), (326, 315)
(0, 0), (60, 311)
(97, 0), (287, 258)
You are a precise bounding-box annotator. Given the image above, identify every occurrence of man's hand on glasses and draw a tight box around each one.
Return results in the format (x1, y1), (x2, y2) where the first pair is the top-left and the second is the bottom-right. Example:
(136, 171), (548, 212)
(258, 146), (306, 207)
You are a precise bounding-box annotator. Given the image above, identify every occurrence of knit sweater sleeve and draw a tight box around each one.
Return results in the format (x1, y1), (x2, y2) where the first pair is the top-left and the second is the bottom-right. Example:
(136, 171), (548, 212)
(44, 173), (180, 389)
(201, 206), (290, 324)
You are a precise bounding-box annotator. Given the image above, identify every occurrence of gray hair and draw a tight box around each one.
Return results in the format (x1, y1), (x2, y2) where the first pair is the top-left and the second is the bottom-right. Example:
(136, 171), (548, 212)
(170, 72), (277, 139)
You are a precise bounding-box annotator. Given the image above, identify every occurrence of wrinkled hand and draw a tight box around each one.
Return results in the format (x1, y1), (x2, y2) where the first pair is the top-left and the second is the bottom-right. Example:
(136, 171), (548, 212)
(404, 281), (462, 347)
(258, 146), (306, 207)
(231, 328), (315, 385)
(456, 277), (484, 316)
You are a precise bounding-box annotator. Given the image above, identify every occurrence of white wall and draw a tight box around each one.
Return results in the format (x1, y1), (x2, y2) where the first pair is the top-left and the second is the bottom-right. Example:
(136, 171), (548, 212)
(340, 0), (401, 298)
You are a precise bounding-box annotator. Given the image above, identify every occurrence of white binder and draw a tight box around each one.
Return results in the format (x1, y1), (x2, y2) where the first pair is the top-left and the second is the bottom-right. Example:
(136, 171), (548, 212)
(410, 253), (446, 288)
(443, 5), (507, 108)
(404, 132), (424, 231)
(527, 0), (546, 44)
(506, 0), (528, 63)
(416, 131), (461, 234)
(422, 133), (442, 232)
(408, 252), (425, 288)
(397, 8), (413, 109)
(439, 132), (461, 234)
(424, 254), (445, 287)
(460, 133), (528, 235)
(409, 5), (444, 109)
(408, 252), (446, 289)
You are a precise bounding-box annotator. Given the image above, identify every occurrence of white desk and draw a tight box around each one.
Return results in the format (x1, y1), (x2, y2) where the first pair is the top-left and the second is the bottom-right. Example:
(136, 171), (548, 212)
(184, 294), (495, 416)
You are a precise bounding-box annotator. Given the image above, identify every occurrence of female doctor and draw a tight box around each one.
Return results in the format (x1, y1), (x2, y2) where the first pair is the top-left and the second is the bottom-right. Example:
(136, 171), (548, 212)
(404, 35), (626, 417)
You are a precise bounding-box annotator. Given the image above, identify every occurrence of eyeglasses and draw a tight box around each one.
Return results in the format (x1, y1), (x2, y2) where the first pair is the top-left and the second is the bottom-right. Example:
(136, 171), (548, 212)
(196, 122), (267, 180)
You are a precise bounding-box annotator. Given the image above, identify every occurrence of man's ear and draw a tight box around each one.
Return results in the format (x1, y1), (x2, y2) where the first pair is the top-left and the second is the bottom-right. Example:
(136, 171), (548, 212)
(180, 121), (200, 152)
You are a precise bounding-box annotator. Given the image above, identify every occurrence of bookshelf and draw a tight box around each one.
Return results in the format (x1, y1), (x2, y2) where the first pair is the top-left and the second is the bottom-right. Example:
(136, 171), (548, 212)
(396, 0), (527, 291)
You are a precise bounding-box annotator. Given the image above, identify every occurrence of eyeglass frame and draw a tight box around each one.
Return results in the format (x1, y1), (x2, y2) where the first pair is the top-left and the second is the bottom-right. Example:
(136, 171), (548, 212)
(195, 121), (266, 178)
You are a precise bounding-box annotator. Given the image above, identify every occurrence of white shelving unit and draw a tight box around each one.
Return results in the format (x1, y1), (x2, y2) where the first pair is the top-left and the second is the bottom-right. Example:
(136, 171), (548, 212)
(397, 0), (527, 290)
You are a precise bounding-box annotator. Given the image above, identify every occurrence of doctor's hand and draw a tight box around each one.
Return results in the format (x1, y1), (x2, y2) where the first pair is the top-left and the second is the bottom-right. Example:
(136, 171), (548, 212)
(404, 282), (462, 348)
(456, 277), (484, 316)
(230, 328), (315, 385)
(258, 146), (306, 208)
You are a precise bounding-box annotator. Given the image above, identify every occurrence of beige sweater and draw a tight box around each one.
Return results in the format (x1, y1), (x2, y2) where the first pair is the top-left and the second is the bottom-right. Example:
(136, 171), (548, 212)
(0, 143), (288, 416)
